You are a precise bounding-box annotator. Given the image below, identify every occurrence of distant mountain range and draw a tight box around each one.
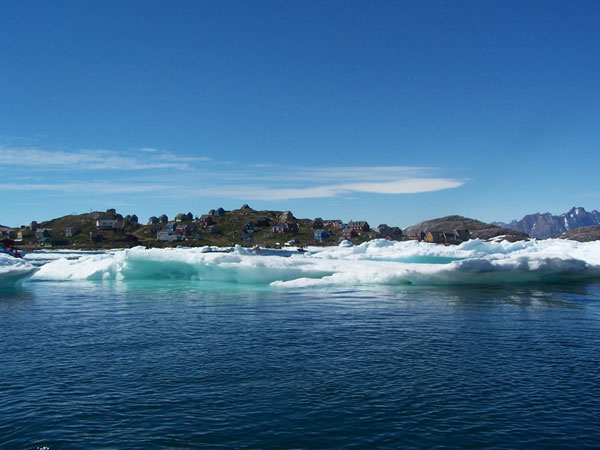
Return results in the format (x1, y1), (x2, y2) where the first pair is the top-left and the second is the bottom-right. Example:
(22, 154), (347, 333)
(493, 207), (600, 239)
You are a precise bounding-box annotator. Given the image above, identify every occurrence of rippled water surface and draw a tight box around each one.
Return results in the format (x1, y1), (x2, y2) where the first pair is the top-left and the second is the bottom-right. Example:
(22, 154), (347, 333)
(2, 281), (600, 448)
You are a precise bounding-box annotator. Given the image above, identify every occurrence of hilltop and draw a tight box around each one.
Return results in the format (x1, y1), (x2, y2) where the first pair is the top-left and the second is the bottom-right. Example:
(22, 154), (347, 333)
(555, 225), (600, 242)
(403, 215), (529, 242)
(2, 206), (380, 250)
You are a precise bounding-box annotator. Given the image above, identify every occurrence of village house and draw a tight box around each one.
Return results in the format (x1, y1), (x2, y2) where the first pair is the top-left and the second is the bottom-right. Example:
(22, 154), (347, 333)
(96, 217), (122, 230)
(424, 229), (470, 245)
(312, 218), (324, 229)
(272, 223), (298, 234)
(163, 221), (178, 232)
(325, 220), (342, 229)
(342, 228), (358, 239)
(272, 225), (286, 234)
(376, 224), (403, 241)
(425, 231), (445, 244)
(199, 215), (214, 226)
(313, 229), (330, 242)
(175, 212), (194, 222)
(175, 224), (193, 235)
(346, 221), (370, 233)
(158, 214), (169, 223)
(157, 230), (183, 242)
(279, 211), (295, 222)
(65, 227), (80, 237)
(36, 229), (51, 240)
(148, 216), (159, 224)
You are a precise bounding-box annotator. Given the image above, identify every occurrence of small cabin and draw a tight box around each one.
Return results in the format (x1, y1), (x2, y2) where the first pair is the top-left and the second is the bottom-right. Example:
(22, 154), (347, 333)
(425, 231), (446, 244)
(199, 215), (214, 225)
(346, 221), (370, 232)
(65, 227), (80, 237)
(376, 225), (403, 241)
(342, 229), (358, 239)
(325, 220), (342, 229)
(157, 231), (183, 242)
(175, 224), (192, 235)
(96, 218), (120, 230)
(314, 229), (330, 242)
(163, 221), (177, 232)
(36, 229), (51, 239)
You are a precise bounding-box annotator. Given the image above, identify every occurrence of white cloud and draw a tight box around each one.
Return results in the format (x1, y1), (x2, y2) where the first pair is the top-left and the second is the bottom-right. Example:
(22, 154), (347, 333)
(0, 146), (211, 171)
(199, 177), (465, 200)
(0, 182), (168, 194)
(0, 143), (466, 200)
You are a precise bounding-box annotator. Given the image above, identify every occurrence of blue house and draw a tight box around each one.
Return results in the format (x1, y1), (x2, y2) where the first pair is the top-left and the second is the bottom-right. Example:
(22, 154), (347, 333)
(163, 221), (177, 232)
(313, 229), (330, 242)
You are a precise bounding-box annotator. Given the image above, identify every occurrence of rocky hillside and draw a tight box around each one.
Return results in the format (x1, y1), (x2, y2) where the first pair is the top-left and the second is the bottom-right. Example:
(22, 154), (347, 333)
(494, 207), (600, 239)
(556, 225), (600, 242)
(6, 206), (380, 250)
(403, 215), (529, 242)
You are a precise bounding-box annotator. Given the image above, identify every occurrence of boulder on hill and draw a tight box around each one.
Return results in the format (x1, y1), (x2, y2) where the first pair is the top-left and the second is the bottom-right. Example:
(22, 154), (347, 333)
(403, 215), (529, 242)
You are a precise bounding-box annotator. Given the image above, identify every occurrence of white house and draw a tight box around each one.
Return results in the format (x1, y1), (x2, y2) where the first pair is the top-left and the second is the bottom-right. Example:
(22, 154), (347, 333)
(96, 219), (119, 230)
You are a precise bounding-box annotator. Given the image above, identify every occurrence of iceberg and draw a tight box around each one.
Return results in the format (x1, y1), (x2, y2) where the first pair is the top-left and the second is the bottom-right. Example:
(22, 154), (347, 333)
(0, 254), (37, 288)
(27, 239), (600, 288)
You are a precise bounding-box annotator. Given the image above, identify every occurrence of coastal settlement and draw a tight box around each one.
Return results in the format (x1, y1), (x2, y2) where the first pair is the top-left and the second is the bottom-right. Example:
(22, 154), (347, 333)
(1, 205), (526, 251)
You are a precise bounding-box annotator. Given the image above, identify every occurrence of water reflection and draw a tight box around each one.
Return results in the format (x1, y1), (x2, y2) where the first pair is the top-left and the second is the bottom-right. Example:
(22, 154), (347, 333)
(0, 287), (36, 308)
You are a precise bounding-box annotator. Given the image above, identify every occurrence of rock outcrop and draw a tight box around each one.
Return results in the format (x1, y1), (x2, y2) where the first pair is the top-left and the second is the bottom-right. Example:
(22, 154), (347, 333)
(556, 225), (600, 242)
(404, 215), (529, 242)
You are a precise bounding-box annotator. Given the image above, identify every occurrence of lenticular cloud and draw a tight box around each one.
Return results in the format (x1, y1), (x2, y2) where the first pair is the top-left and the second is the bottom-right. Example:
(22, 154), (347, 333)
(19, 238), (600, 288)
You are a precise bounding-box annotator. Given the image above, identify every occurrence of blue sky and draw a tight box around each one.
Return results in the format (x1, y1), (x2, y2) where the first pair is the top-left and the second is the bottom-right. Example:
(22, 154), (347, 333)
(1, 0), (599, 227)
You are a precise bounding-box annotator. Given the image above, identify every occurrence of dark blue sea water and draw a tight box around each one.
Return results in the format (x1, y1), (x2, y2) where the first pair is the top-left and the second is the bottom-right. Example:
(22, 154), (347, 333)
(2, 280), (600, 449)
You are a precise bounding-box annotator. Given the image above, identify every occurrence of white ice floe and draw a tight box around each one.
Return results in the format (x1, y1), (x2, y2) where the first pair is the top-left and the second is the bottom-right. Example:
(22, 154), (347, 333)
(0, 253), (37, 287)
(26, 239), (600, 287)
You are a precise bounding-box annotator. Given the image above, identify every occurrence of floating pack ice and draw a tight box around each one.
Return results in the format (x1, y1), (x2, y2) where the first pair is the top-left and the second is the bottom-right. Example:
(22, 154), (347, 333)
(29, 239), (600, 287)
(0, 253), (37, 288)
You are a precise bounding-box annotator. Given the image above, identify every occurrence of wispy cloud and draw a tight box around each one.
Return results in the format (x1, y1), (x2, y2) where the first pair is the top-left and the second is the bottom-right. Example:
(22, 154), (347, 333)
(0, 143), (466, 200)
(0, 182), (169, 194)
(196, 177), (465, 200)
(0, 146), (211, 171)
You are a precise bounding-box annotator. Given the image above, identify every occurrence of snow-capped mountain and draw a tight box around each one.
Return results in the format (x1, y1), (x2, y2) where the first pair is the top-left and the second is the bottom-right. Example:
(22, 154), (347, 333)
(493, 207), (600, 239)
